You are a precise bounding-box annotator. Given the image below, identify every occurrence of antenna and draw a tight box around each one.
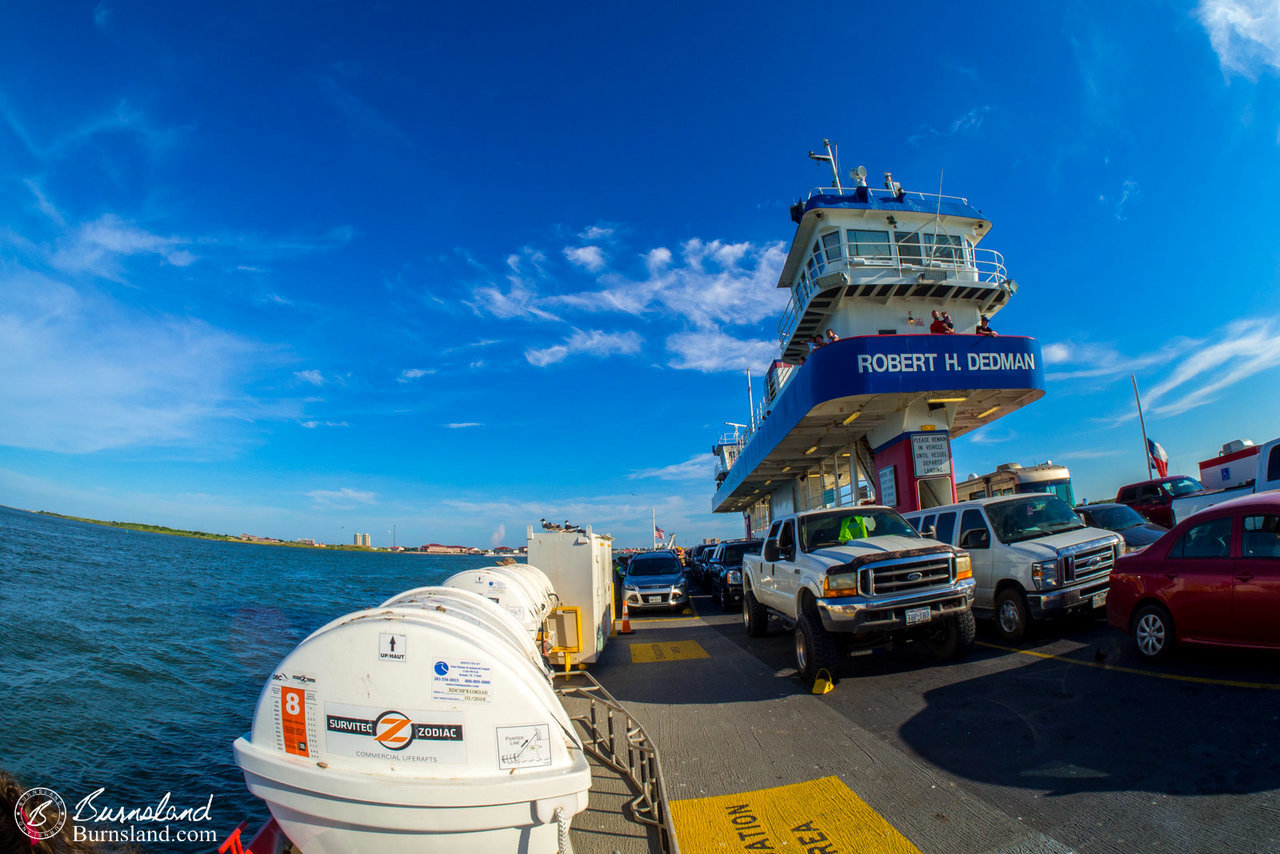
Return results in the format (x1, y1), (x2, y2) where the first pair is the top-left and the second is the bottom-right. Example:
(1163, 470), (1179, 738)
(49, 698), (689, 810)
(807, 139), (843, 192)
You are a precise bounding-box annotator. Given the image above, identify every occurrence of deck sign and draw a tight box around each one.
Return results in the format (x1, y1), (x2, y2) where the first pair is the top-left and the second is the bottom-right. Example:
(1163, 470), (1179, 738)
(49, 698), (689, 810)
(911, 433), (951, 477)
(669, 776), (922, 854)
(879, 466), (897, 506)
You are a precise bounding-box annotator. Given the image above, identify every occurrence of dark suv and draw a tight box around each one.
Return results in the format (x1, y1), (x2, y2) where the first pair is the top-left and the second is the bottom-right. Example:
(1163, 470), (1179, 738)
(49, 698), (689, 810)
(707, 539), (763, 610)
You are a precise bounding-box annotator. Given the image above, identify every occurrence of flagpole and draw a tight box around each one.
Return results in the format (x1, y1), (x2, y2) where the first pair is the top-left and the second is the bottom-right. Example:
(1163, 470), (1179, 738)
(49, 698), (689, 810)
(652, 507), (656, 550)
(1131, 374), (1153, 478)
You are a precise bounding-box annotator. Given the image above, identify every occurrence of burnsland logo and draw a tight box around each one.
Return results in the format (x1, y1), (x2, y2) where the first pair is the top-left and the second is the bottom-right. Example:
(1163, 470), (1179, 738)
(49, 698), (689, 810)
(14, 787), (66, 841)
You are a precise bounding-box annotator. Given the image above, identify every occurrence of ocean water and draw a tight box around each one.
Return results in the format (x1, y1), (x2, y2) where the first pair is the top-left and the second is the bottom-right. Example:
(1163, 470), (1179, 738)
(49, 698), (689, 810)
(0, 505), (504, 851)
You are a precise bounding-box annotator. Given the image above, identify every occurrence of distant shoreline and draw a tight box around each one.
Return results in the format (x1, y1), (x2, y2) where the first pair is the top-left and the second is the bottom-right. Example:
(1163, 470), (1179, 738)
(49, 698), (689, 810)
(33, 511), (375, 549)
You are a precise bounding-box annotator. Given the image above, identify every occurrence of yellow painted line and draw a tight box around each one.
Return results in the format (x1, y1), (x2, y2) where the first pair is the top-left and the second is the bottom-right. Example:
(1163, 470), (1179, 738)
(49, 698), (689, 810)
(629, 640), (710, 663)
(670, 775), (921, 854)
(630, 615), (701, 623)
(977, 641), (1280, 691)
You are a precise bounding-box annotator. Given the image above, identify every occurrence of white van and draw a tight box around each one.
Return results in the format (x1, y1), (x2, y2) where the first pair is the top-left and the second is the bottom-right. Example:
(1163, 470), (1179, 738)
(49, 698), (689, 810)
(905, 494), (1122, 642)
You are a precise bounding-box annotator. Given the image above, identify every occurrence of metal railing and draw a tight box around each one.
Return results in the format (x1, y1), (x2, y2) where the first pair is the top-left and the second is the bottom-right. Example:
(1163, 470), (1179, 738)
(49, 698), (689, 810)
(554, 672), (676, 853)
(777, 247), (1010, 346)
(805, 185), (972, 206)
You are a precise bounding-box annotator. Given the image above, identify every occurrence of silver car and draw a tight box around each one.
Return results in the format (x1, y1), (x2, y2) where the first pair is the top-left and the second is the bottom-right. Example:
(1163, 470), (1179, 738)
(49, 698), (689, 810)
(623, 551), (689, 611)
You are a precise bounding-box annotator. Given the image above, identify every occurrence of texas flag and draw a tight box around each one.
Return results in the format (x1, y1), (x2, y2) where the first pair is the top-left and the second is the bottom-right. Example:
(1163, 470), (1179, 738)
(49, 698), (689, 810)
(1148, 438), (1169, 477)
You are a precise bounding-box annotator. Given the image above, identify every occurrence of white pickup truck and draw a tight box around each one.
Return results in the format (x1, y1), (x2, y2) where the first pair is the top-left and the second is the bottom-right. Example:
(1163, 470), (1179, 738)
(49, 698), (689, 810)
(741, 506), (976, 688)
(1171, 437), (1280, 524)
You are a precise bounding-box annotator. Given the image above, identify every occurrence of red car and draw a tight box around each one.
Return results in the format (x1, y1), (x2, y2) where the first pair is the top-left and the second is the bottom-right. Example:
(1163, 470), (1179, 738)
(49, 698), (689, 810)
(1106, 492), (1280, 660)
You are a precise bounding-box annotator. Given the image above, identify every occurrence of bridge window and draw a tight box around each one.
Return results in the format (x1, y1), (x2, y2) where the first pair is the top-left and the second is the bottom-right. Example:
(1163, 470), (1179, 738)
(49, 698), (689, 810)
(807, 243), (825, 278)
(848, 229), (891, 261)
(895, 232), (922, 265)
(924, 232), (962, 263)
(821, 231), (844, 263)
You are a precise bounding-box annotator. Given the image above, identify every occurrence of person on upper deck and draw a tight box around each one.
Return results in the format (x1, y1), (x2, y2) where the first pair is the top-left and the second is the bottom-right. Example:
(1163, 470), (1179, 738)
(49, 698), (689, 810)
(942, 311), (955, 332)
(929, 310), (953, 334)
(976, 315), (998, 337)
(825, 329), (839, 344)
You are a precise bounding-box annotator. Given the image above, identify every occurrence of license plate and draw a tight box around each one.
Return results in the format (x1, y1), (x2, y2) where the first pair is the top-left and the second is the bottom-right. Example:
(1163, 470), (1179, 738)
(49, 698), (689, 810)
(646, 595), (663, 603)
(1092, 592), (1107, 609)
(905, 606), (931, 626)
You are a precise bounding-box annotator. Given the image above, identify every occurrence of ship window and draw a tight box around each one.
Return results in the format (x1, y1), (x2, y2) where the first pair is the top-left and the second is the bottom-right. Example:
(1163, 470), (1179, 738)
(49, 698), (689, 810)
(895, 232), (922, 265)
(821, 231), (844, 263)
(807, 244), (824, 278)
(924, 233), (960, 263)
(848, 229), (891, 261)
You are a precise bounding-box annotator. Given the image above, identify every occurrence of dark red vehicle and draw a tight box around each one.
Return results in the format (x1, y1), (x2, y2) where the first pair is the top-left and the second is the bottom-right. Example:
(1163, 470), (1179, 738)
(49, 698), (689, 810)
(1106, 493), (1280, 660)
(1113, 475), (1204, 528)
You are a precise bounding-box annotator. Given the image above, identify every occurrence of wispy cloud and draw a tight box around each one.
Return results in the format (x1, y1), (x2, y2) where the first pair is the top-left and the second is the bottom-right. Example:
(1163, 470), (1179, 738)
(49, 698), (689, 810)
(445, 422), (483, 429)
(294, 370), (326, 386)
(553, 238), (788, 329)
(578, 225), (615, 241)
(525, 329), (642, 367)
(1142, 318), (1280, 416)
(299, 420), (349, 429)
(564, 245), (606, 272)
(398, 368), (437, 382)
(907, 106), (991, 147)
(968, 428), (1018, 446)
(51, 214), (197, 278)
(1196, 0), (1280, 78)
(1043, 339), (1182, 382)
(1098, 179), (1139, 220)
(0, 272), (282, 453)
(1052, 448), (1126, 460)
(316, 74), (411, 148)
(307, 487), (377, 507)
(665, 328), (776, 373)
(628, 455), (711, 481)
(1052, 318), (1280, 423)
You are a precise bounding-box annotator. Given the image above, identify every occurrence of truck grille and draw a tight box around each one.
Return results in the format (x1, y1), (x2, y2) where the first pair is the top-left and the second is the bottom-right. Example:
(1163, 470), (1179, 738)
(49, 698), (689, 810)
(1064, 543), (1115, 582)
(862, 555), (954, 596)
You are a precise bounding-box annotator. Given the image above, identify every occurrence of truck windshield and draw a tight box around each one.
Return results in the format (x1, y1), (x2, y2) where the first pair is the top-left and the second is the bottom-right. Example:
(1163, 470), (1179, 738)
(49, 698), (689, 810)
(986, 496), (1085, 544)
(717, 542), (761, 566)
(800, 509), (920, 552)
(1164, 477), (1203, 497)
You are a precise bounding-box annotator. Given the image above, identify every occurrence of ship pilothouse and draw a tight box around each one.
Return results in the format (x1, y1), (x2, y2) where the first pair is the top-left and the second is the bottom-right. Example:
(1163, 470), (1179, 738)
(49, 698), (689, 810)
(713, 140), (1047, 535)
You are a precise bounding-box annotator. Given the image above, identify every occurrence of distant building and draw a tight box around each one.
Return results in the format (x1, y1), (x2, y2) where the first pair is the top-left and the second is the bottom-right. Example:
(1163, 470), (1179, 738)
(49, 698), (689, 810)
(419, 543), (481, 555)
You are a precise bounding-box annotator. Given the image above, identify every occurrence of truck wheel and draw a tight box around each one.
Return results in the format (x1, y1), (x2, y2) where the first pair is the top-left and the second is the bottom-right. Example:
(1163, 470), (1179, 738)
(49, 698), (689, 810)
(994, 589), (1029, 643)
(743, 588), (768, 637)
(931, 612), (976, 660)
(1131, 603), (1174, 661)
(795, 610), (838, 687)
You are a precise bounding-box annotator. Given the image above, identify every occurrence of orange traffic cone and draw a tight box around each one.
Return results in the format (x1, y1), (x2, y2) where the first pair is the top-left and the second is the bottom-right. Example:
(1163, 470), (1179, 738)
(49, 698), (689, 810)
(619, 599), (634, 634)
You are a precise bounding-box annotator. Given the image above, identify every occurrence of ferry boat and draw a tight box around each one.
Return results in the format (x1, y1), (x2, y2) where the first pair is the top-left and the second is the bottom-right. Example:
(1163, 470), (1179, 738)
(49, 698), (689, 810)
(713, 140), (1046, 533)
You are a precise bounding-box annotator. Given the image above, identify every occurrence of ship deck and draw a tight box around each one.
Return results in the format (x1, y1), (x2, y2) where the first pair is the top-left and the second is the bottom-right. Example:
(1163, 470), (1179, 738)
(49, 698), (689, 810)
(569, 588), (1280, 853)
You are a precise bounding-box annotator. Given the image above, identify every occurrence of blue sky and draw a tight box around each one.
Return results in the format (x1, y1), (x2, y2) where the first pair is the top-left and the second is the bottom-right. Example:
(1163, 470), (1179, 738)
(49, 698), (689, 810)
(2, 2), (1280, 549)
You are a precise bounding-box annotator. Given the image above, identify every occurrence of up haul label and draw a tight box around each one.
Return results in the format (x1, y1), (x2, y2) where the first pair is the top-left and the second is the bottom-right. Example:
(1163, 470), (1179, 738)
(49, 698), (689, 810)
(669, 776), (922, 854)
(323, 702), (466, 764)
